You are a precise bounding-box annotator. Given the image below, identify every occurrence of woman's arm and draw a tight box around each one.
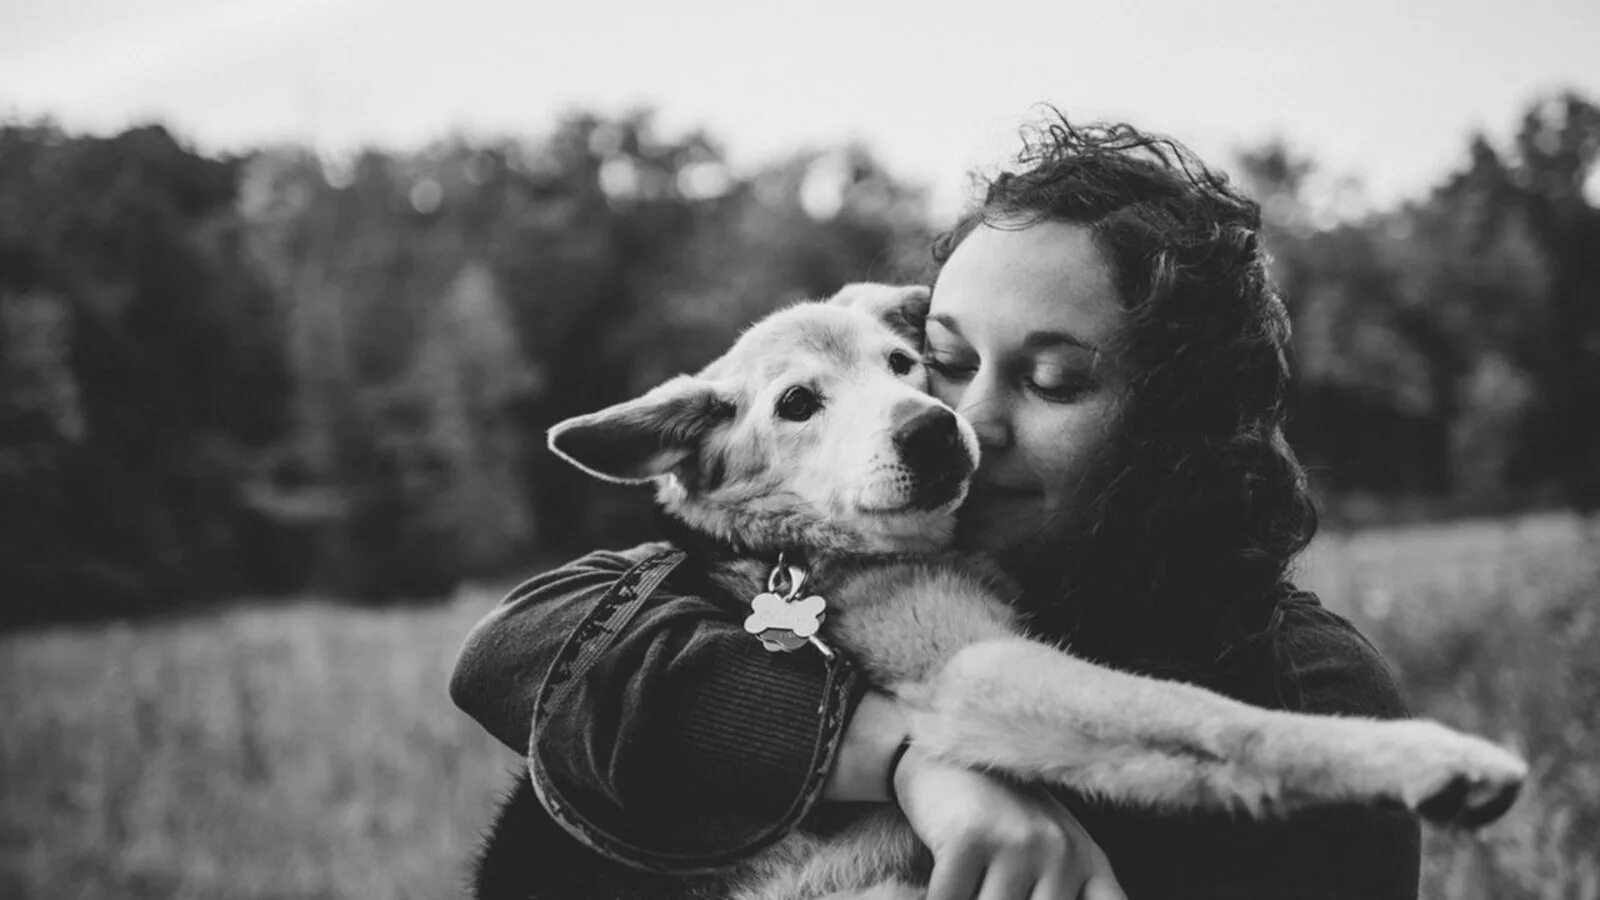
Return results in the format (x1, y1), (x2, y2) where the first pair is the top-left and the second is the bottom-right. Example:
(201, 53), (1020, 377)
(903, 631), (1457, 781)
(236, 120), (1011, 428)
(453, 543), (1125, 897)
(451, 543), (861, 867)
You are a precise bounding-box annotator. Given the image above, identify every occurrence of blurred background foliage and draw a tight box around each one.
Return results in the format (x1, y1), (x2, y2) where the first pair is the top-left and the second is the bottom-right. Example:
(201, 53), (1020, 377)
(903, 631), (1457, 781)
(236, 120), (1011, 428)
(2, 93), (1599, 900)
(1, 92), (1597, 628)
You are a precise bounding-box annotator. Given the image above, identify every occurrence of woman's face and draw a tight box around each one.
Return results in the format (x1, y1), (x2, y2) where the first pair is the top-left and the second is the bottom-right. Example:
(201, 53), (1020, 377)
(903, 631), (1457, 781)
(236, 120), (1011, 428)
(926, 220), (1125, 553)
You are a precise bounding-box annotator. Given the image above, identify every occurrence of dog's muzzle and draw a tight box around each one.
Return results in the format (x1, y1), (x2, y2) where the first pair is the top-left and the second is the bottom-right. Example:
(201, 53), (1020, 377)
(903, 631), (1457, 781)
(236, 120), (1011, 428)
(894, 406), (974, 509)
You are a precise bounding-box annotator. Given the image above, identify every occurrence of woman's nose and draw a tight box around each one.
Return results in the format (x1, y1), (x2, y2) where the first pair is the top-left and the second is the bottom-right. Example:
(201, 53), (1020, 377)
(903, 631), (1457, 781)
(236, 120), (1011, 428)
(957, 374), (1013, 451)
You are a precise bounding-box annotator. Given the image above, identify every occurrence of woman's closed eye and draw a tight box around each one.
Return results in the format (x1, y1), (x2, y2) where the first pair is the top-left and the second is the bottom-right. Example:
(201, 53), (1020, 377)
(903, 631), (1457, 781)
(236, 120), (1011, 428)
(929, 353), (1094, 404)
(925, 352), (976, 381)
(1026, 361), (1095, 403)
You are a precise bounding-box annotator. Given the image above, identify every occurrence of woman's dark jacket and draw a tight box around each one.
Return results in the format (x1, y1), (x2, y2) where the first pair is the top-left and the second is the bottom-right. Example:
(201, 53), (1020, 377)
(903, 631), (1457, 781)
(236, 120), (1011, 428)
(450, 543), (1421, 899)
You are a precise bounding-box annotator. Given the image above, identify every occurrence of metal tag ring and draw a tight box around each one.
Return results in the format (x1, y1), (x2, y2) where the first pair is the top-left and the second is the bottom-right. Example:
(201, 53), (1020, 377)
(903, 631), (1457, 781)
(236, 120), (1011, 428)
(766, 554), (809, 599)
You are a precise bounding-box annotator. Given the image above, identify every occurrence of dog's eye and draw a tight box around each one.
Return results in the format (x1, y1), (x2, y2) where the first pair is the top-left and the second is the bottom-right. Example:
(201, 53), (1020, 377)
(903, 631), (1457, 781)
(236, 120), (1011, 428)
(775, 386), (821, 422)
(888, 350), (917, 376)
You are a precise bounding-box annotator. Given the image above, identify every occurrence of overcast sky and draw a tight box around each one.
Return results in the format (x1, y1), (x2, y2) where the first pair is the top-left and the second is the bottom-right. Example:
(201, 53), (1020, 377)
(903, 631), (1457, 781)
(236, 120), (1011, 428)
(2, 0), (1596, 216)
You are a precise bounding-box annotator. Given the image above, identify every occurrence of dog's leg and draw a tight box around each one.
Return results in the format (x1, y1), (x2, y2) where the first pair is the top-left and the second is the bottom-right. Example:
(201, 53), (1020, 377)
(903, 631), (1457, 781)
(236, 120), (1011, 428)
(906, 638), (1527, 828)
(826, 562), (1524, 829)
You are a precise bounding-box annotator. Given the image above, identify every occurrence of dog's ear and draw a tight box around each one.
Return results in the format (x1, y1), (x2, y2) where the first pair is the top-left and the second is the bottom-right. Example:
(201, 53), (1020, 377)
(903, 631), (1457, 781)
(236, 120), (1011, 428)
(829, 283), (931, 345)
(548, 376), (735, 484)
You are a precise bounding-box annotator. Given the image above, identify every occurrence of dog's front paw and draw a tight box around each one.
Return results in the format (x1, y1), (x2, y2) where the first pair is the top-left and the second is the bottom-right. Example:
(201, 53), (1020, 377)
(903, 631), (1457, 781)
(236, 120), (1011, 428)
(1377, 720), (1527, 829)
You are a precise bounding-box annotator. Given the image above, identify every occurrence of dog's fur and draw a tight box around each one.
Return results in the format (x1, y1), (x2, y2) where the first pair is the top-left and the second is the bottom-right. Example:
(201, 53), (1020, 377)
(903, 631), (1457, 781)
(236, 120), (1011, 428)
(483, 284), (1527, 900)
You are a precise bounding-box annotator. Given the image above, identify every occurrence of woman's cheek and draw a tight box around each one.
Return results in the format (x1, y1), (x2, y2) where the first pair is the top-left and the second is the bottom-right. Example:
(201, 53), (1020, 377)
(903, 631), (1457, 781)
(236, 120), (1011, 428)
(1030, 405), (1117, 510)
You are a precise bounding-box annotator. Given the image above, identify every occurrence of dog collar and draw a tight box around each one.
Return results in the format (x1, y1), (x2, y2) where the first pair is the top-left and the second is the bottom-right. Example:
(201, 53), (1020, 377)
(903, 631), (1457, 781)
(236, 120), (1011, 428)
(742, 552), (836, 659)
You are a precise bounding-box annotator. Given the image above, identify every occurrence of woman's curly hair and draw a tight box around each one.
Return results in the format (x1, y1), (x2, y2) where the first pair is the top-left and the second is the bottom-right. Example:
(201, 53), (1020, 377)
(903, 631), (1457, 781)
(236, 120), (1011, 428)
(933, 114), (1317, 703)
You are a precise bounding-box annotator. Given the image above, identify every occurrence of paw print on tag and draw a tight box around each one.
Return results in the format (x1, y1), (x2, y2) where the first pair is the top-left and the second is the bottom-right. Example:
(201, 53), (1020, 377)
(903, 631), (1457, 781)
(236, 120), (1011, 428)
(743, 592), (827, 652)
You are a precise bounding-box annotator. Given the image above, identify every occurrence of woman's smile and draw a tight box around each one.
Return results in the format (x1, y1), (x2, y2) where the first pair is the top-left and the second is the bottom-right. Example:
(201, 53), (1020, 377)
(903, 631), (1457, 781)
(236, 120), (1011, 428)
(967, 477), (1040, 499)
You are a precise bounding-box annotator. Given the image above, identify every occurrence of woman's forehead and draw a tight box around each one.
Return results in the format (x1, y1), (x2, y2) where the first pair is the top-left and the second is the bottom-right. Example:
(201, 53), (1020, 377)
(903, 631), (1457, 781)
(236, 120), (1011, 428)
(930, 221), (1121, 345)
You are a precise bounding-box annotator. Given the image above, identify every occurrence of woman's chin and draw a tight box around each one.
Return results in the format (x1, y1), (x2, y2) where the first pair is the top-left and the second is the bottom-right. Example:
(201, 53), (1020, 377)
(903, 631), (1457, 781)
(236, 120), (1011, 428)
(953, 497), (1045, 553)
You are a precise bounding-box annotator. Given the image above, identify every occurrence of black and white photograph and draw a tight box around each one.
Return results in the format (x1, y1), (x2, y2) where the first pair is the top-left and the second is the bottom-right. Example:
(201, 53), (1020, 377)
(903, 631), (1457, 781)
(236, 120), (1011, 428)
(2, 2), (1597, 898)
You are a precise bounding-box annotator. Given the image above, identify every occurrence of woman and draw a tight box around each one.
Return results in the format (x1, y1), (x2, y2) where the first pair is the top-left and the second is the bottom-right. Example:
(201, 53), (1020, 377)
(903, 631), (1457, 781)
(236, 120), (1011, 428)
(452, 116), (1422, 900)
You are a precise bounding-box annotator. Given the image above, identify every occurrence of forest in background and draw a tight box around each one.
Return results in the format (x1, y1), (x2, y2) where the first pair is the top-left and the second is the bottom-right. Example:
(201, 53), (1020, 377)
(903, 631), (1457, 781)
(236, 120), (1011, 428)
(2, 91), (1597, 627)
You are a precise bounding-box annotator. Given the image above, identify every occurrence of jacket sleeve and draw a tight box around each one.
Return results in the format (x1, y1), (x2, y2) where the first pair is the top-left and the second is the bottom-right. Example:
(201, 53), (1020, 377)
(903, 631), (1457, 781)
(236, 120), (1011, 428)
(450, 543), (862, 872)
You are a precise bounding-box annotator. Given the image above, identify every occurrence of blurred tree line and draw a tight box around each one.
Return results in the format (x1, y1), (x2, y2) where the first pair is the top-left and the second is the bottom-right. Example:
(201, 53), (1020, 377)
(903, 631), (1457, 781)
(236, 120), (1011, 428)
(1, 94), (1595, 626)
(1239, 92), (1600, 516)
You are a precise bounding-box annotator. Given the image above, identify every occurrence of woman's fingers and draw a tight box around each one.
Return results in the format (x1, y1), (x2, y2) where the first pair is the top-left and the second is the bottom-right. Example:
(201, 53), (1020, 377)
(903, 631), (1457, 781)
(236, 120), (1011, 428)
(1029, 841), (1119, 900)
(1078, 874), (1128, 900)
(1031, 869), (1072, 900)
(926, 842), (985, 900)
(898, 757), (1122, 900)
(1033, 794), (1124, 900)
(975, 858), (1032, 900)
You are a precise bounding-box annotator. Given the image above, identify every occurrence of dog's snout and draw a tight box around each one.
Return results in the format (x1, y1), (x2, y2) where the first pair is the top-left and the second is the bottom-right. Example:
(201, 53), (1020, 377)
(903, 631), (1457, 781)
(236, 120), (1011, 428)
(895, 406), (964, 470)
(894, 404), (972, 509)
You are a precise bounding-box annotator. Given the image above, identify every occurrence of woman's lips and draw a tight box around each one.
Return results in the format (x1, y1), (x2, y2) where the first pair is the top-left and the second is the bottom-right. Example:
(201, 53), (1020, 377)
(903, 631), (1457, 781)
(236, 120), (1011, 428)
(968, 479), (1038, 500)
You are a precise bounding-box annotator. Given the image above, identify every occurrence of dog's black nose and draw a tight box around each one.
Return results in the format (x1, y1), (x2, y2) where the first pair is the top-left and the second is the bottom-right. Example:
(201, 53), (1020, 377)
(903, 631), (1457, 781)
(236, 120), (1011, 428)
(895, 406), (966, 473)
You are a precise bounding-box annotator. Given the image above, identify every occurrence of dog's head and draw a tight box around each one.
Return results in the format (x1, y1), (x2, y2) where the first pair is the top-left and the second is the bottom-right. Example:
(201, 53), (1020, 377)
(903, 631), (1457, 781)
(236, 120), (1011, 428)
(548, 283), (979, 554)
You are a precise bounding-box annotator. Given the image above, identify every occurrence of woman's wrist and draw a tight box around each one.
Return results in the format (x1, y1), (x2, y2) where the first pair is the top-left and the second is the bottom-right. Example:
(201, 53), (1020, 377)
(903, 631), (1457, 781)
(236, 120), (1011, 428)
(822, 690), (911, 801)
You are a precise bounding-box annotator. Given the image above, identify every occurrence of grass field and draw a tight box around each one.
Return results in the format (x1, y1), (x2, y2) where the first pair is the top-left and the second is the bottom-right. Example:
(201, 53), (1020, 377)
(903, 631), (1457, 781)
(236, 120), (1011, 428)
(3, 512), (1597, 900)
(1297, 513), (1600, 900)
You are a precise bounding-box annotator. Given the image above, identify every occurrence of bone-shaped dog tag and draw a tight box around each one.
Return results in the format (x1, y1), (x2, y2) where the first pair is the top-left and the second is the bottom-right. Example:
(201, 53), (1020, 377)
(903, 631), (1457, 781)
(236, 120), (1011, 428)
(744, 592), (827, 653)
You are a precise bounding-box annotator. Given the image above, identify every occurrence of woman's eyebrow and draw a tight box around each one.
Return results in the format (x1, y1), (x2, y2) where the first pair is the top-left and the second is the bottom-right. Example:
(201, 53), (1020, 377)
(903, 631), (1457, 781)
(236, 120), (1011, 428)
(1023, 330), (1099, 353)
(928, 314), (1099, 353)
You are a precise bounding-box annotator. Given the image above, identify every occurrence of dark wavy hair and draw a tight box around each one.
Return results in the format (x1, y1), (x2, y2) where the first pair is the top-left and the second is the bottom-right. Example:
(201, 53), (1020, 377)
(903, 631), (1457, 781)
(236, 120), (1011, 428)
(932, 114), (1317, 704)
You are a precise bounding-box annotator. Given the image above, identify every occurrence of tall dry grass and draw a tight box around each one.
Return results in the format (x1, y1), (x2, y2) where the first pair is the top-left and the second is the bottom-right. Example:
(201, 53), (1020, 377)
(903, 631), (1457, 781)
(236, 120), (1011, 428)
(0, 598), (509, 900)
(2, 512), (1595, 899)
(1300, 512), (1600, 900)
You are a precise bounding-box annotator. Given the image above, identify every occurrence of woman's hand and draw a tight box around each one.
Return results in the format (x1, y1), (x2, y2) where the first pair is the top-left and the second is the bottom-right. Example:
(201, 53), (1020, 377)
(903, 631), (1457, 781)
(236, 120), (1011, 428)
(893, 748), (1126, 900)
